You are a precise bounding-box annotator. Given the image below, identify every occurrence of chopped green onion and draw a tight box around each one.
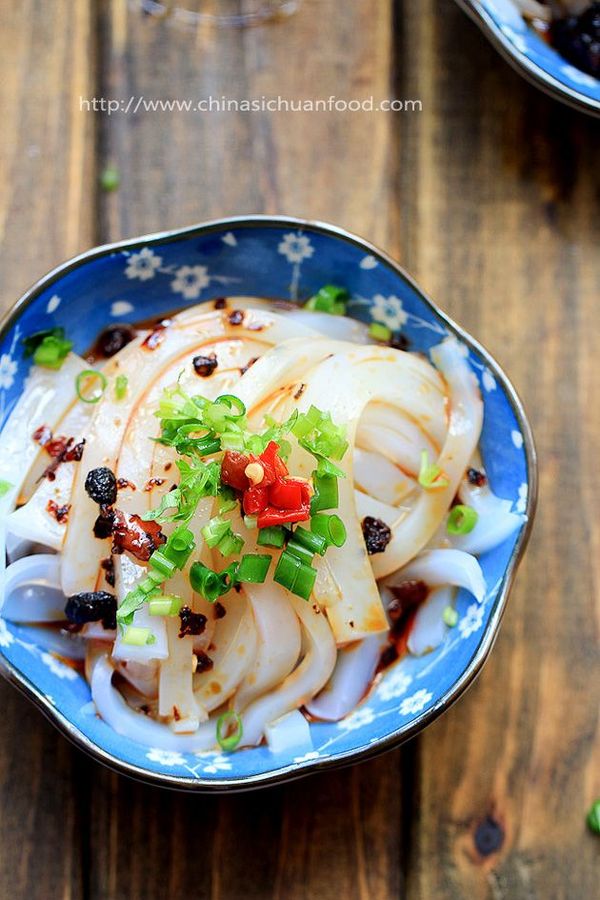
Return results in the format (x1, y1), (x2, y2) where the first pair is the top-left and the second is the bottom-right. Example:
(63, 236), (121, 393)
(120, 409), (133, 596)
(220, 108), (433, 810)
(122, 625), (156, 645)
(139, 573), (164, 594)
(257, 525), (286, 548)
(243, 515), (258, 531)
(214, 394), (246, 419)
(0, 479), (13, 498)
(202, 516), (231, 549)
(442, 606), (458, 627)
(368, 322), (392, 342)
(292, 526), (328, 556)
(587, 799), (600, 834)
(148, 549), (177, 579)
(236, 553), (272, 584)
(76, 369), (107, 404)
(447, 504), (478, 535)
(23, 327), (70, 358)
(100, 165), (120, 192)
(310, 473), (339, 512)
(310, 513), (347, 548)
(189, 561), (223, 602)
(217, 531), (244, 558)
(217, 488), (238, 513)
(149, 595), (182, 617)
(116, 587), (148, 627)
(285, 539), (314, 566)
(292, 562), (317, 601)
(161, 525), (195, 568)
(220, 431), (245, 451)
(273, 549), (302, 590)
(304, 284), (348, 316)
(216, 710), (243, 752)
(418, 450), (449, 491)
(115, 374), (128, 399)
(273, 550), (317, 600)
(33, 334), (73, 369)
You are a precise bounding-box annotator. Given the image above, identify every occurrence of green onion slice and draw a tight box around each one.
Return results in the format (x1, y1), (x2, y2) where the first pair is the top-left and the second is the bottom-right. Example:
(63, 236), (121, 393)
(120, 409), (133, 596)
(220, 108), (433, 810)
(115, 374), (128, 399)
(76, 369), (108, 404)
(122, 625), (156, 645)
(216, 710), (243, 752)
(148, 595), (182, 617)
(447, 504), (478, 535)
(310, 513), (347, 548)
(292, 526), (328, 556)
(257, 525), (286, 548)
(304, 284), (348, 316)
(0, 479), (13, 498)
(368, 322), (392, 342)
(442, 606), (458, 627)
(214, 394), (246, 419)
(310, 473), (339, 513)
(189, 561), (224, 602)
(418, 450), (449, 491)
(236, 553), (272, 584)
(587, 799), (600, 834)
(33, 334), (74, 369)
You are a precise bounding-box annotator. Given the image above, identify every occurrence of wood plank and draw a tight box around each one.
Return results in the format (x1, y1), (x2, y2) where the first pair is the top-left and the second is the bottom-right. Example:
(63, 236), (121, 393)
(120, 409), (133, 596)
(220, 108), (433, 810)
(399, 3), (600, 898)
(0, 1), (96, 899)
(88, 2), (404, 899)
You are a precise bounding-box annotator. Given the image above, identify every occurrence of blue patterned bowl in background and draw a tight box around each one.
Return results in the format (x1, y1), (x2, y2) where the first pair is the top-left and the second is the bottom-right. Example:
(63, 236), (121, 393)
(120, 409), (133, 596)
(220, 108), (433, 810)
(0, 216), (537, 790)
(455, 0), (600, 116)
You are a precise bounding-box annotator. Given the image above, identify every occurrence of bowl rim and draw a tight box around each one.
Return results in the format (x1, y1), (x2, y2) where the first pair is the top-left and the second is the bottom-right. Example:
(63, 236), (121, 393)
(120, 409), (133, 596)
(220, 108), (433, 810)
(454, 0), (600, 117)
(0, 214), (538, 792)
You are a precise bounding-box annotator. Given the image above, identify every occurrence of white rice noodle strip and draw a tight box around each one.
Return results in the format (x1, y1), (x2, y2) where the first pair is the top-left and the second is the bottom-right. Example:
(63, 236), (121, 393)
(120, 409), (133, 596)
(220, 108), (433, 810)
(231, 517), (302, 711)
(61, 308), (313, 596)
(1, 553), (64, 621)
(304, 632), (388, 721)
(217, 296), (371, 344)
(372, 338), (484, 578)
(264, 709), (313, 754)
(353, 489), (408, 527)
(285, 344), (446, 641)
(0, 353), (89, 505)
(454, 477), (525, 555)
(356, 423), (431, 479)
(239, 596), (336, 747)
(92, 656), (218, 751)
(156, 616), (203, 727)
(360, 402), (443, 454)
(386, 549), (485, 604)
(114, 659), (159, 698)
(7, 400), (94, 550)
(194, 593), (258, 712)
(407, 586), (455, 656)
(353, 447), (415, 505)
(233, 583), (302, 711)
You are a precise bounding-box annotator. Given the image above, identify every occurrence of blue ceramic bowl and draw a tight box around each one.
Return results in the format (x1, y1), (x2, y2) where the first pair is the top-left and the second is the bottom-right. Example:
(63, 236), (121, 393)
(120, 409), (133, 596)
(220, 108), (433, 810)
(0, 216), (536, 790)
(456, 0), (600, 116)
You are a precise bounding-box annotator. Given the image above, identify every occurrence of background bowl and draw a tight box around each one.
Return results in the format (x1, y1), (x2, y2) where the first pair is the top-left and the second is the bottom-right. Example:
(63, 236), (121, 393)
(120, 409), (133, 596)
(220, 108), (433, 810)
(0, 216), (536, 791)
(455, 0), (600, 116)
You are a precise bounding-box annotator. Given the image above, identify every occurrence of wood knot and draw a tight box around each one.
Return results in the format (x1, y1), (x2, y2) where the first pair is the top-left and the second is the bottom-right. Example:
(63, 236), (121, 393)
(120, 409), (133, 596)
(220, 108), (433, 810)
(474, 815), (504, 857)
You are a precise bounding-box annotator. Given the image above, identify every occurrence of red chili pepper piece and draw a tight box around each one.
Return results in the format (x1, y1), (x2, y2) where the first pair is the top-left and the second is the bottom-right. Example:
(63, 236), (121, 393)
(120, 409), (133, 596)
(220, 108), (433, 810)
(268, 478), (304, 510)
(243, 485), (269, 515)
(257, 503), (310, 528)
(221, 450), (252, 491)
(259, 441), (288, 484)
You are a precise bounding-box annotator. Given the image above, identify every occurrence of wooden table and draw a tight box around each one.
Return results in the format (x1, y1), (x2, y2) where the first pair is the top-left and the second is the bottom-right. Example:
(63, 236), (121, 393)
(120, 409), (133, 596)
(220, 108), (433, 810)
(1, 1), (598, 897)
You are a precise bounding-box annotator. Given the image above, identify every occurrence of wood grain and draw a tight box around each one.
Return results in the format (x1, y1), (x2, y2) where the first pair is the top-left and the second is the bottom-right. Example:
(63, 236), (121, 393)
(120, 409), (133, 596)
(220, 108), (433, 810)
(0, 1), (96, 899)
(0, 0), (599, 898)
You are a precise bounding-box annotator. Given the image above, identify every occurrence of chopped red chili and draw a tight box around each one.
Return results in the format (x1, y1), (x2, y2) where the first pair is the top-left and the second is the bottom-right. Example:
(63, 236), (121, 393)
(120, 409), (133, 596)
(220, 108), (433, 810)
(33, 425), (52, 446)
(100, 556), (116, 587)
(142, 321), (170, 351)
(46, 500), (71, 523)
(214, 297), (227, 310)
(143, 477), (165, 492)
(111, 511), (165, 561)
(213, 601), (226, 620)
